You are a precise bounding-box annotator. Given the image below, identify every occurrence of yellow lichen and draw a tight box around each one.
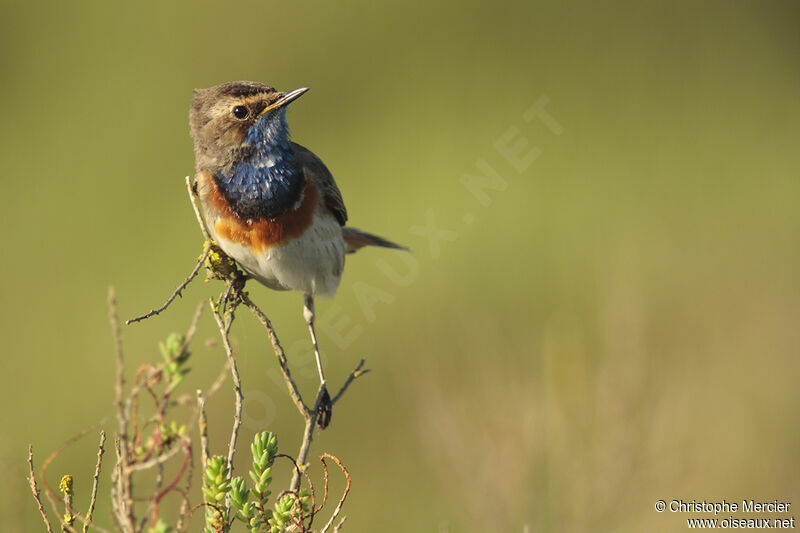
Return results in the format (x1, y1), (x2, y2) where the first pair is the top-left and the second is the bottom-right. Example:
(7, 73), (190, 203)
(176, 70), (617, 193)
(59, 475), (73, 495)
(204, 241), (238, 281)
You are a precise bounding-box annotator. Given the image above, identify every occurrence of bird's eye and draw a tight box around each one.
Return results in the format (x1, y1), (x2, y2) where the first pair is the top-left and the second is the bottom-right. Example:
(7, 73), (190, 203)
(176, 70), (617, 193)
(232, 105), (249, 119)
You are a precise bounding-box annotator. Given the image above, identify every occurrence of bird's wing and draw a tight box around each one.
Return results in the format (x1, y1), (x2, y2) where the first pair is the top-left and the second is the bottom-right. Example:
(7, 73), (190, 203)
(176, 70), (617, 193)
(291, 142), (348, 226)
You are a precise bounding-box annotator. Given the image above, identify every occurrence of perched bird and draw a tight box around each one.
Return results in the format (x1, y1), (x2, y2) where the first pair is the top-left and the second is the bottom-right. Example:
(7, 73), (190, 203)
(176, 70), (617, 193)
(189, 81), (405, 427)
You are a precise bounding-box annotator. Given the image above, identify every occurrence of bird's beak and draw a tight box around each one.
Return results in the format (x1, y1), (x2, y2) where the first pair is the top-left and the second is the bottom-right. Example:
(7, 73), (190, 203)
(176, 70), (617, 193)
(259, 87), (309, 116)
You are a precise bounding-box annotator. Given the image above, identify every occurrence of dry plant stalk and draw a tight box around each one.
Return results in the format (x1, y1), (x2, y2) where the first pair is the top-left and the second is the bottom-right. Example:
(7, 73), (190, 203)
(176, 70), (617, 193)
(318, 454), (351, 533)
(109, 290), (201, 532)
(28, 446), (53, 533)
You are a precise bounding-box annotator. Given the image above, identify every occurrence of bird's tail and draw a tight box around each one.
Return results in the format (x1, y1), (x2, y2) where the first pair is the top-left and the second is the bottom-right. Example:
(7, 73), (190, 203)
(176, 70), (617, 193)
(342, 227), (409, 254)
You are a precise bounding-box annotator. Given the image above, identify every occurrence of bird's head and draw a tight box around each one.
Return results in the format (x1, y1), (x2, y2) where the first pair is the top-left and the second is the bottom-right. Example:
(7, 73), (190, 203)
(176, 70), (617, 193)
(189, 81), (308, 172)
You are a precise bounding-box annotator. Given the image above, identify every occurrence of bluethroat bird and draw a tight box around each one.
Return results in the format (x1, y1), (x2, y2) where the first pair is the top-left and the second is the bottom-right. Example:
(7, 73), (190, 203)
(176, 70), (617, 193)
(190, 81), (405, 427)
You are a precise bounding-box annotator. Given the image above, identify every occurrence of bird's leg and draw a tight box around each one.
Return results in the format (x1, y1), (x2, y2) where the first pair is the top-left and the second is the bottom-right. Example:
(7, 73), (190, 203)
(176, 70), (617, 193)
(304, 294), (332, 428)
(303, 294), (326, 386)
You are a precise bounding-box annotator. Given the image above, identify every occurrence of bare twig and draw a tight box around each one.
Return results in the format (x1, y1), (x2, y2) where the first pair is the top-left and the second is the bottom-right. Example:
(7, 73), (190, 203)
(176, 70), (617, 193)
(41, 470), (60, 532)
(331, 359), (369, 405)
(209, 298), (243, 509)
(185, 175), (212, 242)
(128, 440), (186, 472)
(291, 356), (367, 493)
(109, 288), (134, 533)
(319, 454), (352, 533)
(110, 289), (126, 443)
(196, 390), (210, 470)
(38, 425), (113, 533)
(272, 453), (319, 530)
(181, 301), (207, 352)
(125, 248), (209, 325)
(110, 440), (124, 532)
(121, 292), (199, 531)
(175, 448), (195, 532)
(152, 464), (164, 525)
(174, 490), (193, 533)
(28, 445), (54, 533)
(240, 293), (309, 416)
(273, 454), (305, 495)
(215, 274), (238, 317)
(126, 177), (212, 325)
(123, 302), (205, 430)
(62, 475), (75, 531)
(83, 431), (106, 533)
(239, 292), (367, 494)
(148, 440), (192, 528)
(290, 387), (326, 492)
(333, 516), (348, 532)
(314, 453), (331, 515)
(205, 358), (231, 400)
(303, 465), (318, 530)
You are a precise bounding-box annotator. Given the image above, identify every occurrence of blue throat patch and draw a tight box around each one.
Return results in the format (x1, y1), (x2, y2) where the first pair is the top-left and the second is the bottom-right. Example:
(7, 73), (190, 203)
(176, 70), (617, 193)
(215, 109), (304, 220)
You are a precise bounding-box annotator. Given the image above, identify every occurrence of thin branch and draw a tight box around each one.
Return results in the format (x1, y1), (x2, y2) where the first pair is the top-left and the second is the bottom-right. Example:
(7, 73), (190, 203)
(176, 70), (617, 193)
(196, 390), (210, 471)
(290, 386), (327, 492)
(181, 301), (207, 352)
(319, 454), (352, 533)
(175, 445), (194, 533)
(109, 288), (127, 445)
(128, 439), (186, 472)
(314, 453), (330, 515)
(152, 463), (164, 524)
(303, 464), (318, 531)
(205, 358), (231, 400)
(272, 452), (319, 531)
(126, 177), (212, 325)
(132, 299), (207, 472)
(273, 454), (305, 494)
(331, 359), (370, 405)
(110, 439), (124, 532)
(122, 301), (205, 443)
(62, 476), (75, 531)
(209, 298), (243, 507)
(238, 291), (368, 493)
(289, 354), (368, 493)
(109, 288), (134, 533)
(126, 248), (209, 325)
(28, 445), (54, 533)
(240, 293), (310, 416)
(41, 473), (60, 533)
(185, 175), (212, 242)
(38, 426), (113, 533)
(174, 491), (193, 533)
(83, 431), (106, 533)
(333, 516), (348, 532)
(150, 440), (192, 528)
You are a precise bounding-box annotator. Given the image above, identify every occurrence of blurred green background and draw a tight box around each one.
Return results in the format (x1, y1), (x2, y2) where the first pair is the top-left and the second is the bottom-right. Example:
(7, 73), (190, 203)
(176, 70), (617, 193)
(2, 1), (799, 531)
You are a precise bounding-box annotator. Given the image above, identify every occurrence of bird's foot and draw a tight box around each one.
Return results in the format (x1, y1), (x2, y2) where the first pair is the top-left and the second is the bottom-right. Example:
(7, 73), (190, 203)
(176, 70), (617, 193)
(315, 385), (332, 429)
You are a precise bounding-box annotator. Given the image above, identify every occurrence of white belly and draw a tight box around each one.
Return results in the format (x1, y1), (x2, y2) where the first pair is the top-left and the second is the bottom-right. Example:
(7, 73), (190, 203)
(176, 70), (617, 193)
(212, 211), (346, 297)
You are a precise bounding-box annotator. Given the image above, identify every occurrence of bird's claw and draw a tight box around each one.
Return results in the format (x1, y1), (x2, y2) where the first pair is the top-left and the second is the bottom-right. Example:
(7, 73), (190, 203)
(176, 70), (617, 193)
(316, 386), (332, 429)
